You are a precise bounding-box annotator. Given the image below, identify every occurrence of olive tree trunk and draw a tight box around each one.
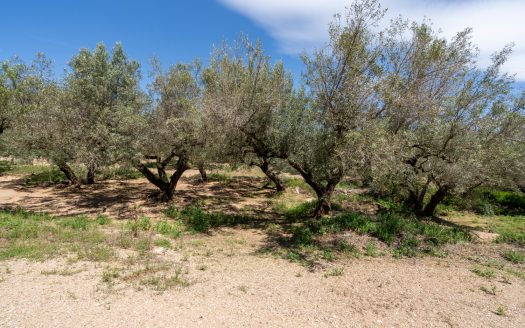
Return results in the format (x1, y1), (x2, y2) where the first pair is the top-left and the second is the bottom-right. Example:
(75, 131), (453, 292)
(198, 163), (208, 183)
(57, 162), (80, 185)
(288, 159), (340, 218)
(259, 159), (285, 192)
(136, 152), (189, 201)
(86, 163), (96, 185)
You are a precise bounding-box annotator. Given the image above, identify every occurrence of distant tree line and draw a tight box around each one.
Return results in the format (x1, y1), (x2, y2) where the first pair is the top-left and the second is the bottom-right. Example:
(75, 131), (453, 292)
(1, 0), (524, 218)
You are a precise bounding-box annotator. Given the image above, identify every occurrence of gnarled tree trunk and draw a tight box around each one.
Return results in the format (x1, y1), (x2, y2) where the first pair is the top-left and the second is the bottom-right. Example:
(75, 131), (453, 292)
(136, 152), (189, 201)
(198, 163), (208, 183)
(418, 186), (449, 218)
(86, 163), (96, 185)
(259, 159), (285, 192)
(57, 162), (79, 185)
(288, 159), (340, 218)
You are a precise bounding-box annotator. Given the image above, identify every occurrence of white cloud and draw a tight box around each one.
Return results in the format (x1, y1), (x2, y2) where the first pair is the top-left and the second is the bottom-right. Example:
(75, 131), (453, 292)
(218, 0), (525, 80)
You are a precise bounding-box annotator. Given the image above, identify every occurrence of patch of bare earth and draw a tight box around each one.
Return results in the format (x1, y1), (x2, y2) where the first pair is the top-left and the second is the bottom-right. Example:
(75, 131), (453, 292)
(1, 233), (524, 327)
(1, 172), (524, 327)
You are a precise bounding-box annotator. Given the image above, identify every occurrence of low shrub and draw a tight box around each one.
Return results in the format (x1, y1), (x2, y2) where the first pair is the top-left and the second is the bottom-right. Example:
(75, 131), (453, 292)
(299, 211), (470, 257)
(496, 231), (525, 246)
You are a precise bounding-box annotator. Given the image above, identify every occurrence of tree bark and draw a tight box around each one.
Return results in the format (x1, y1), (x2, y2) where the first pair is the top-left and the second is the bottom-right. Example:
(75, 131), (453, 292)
(418, 187), (449, 217)
(313, 183), (336, 217)
(288, 159), (339, 218)
(136, 153), (189, 201)
(259, 160), (285, 192)
(86, 163), (96, 185)
(198, 163), (208, 183)
(57, 162), (79, 185)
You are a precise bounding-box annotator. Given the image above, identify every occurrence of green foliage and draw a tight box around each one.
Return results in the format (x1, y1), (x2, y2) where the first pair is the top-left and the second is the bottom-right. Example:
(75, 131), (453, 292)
(165, 204), (179, 219)
(501, 250), (524, 264)
(274, 200), (317, 221)
(495, 305), (507, 316)
(154, 220), (183, 239)
(59, 216), (90, 230)
(0, 209), (114, 261)
(471, 266), (496, 279)
(170, 205), (252, 233)
(496, 231), (525, 246)
(302, 211), (470, 257)
(181, 206), (209, 233)
(154, 238), (172, 249)
(365, 241), (378, 257)
(337, 239), (361, 257)
(96, 214), (111, 226)
(135, 237), (152, 255)
(443, 189), (525, 216)
(23, 167), (68, 185)
(98, 166), (142, 180)
(283, 177), (314, 194)
(125, 216), (152, 233)
(291, 225), (314, 246)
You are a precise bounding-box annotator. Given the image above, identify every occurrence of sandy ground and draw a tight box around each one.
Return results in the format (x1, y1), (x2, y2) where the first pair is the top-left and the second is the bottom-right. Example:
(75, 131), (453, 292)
(1, 173), (525, 327)
(0, 170), (285, 219)
(1, 236), (524, 328)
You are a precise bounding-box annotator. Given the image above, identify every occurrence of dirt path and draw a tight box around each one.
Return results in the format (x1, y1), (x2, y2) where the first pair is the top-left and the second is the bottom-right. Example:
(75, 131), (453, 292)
(1, 174), (524, 327)
(1, 237), (524, 328)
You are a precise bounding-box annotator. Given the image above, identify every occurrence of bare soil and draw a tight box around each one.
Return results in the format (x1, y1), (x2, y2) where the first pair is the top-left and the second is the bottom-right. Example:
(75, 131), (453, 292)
(1, 171), (524, 327)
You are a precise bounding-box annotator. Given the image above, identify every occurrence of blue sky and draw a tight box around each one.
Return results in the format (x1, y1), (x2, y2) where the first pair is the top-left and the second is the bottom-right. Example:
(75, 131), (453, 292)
(1, 0), (524, 87)
(0, 0), (304, 85)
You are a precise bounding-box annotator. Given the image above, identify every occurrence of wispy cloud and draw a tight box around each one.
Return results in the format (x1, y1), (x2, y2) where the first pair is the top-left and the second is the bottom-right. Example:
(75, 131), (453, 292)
(218, 0), (525, 80)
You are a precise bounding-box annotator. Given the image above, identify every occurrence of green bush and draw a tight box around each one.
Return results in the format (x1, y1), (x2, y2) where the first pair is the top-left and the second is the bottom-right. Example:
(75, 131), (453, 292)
(154, 220), (183, 238)
(176, 206), (251, 233)
(443, 189), (525, 215)
(96, 214), (111, 226)
(291, 226), (314, 246)
(301, 211), (470, 257)
(181, 206), (209, 233)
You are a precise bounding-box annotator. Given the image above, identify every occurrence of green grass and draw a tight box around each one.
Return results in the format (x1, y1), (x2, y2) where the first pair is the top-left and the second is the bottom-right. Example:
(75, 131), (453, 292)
(288, 211), (471, 258)
(0, 209), (113, 261)
(365, 241), (378, 257)
(442, 189), (525, 216)
(97, 166), (142, 180)
(471, 266), (496, 279)
(207, 172), (232, 183)
(154, 220), (184, 239)
(23, 168), (69, 185)
(274, 200), (317, 221)
(324, 267), (344, 277)
(167, 205), (252, 233)
(0, 209), (195, 292)
(501, 250), (524, 264)
(154, 238), (172, 249)
(282, 177), (314, 194)
(96, 214), (111, 226)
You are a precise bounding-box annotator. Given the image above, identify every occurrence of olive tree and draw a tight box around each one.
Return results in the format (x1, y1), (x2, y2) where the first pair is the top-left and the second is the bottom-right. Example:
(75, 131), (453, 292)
(134, 60), (204, 200)
(371, 20), (525, 217)
(288, 0), (385, 216)
(62, 42), (145, 184)
(11, 44), (144, 184)
(0, 55), (52, 142)
(202, 39), (300, 191)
